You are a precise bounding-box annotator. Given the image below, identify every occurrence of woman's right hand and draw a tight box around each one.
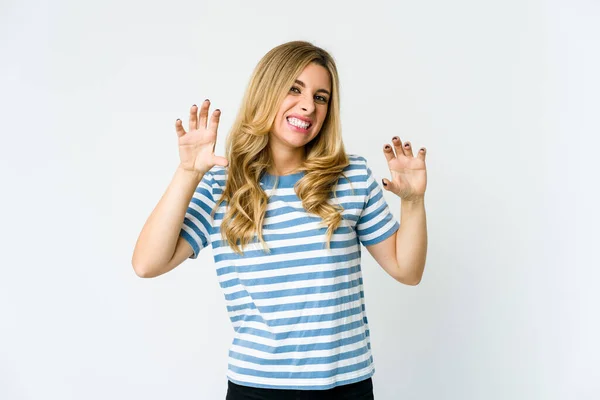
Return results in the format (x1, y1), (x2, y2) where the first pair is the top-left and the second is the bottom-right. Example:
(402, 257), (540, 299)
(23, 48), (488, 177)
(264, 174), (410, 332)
(176, 100), (229, 176)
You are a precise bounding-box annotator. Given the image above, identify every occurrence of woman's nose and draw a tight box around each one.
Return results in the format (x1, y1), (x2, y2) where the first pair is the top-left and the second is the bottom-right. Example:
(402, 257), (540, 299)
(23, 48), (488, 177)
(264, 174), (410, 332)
(300, 98), (315, 113)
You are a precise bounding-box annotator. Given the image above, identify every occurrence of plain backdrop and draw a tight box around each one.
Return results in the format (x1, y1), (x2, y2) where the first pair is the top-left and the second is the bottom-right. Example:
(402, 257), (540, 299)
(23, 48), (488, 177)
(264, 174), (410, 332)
(1, 0), (598, 399)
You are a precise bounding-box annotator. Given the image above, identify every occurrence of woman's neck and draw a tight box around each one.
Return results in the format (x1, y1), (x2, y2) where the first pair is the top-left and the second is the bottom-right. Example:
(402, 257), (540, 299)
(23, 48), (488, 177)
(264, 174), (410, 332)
(268, 146), (305, 176)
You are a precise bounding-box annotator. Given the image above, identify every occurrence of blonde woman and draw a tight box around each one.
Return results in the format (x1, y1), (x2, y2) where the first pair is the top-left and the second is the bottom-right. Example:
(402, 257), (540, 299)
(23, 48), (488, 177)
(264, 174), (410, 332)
(132, 41), (428, 400)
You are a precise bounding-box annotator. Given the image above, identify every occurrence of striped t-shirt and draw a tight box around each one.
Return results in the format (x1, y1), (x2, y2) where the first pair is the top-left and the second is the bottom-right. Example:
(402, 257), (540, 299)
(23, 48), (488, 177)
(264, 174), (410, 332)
(180, 155), (399, 390)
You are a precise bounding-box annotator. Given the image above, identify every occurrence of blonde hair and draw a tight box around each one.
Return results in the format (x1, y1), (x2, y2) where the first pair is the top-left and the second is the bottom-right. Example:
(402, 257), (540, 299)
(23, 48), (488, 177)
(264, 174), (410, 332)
(216, 41), (350, 255)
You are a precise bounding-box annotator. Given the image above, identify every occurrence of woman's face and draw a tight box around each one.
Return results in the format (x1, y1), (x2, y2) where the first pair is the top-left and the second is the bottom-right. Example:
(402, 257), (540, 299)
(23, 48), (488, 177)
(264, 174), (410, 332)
(269, 62), (332, 155)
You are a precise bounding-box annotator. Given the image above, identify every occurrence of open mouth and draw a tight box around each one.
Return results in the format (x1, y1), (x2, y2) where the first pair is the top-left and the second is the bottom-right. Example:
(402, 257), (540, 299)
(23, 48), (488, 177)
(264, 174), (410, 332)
(286, 116), (312, 131)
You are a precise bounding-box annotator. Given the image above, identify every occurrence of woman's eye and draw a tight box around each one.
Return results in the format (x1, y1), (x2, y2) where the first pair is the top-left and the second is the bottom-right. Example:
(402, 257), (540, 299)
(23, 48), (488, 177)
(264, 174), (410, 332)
(315, 95), (328, 103)
(290, 86), (300, 93)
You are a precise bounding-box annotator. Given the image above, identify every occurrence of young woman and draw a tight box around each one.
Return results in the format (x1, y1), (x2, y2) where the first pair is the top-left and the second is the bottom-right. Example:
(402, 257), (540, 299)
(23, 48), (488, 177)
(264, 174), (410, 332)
(132, 41), (428, 400)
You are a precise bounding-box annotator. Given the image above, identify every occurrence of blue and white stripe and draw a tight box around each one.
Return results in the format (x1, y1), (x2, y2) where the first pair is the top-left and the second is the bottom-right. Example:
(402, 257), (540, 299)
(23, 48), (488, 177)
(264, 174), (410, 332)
(180, 155), (399, 390)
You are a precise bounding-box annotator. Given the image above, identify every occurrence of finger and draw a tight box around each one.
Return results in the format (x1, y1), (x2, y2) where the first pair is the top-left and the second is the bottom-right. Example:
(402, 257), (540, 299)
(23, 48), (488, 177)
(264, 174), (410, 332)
(212, 155), (229, 167)
(392, 136), (406, 156)
(175, 118), (186, 137)
(208, 108), (221, 134)
(417, 147), (427, 161)
(209, 109), (221, 152)
(189, 104), (198, 132)
(403, 141), (414, 157)
(381, 178), (395, 192)
(199, 99), (210, 130)
(383, 143), (395, 162)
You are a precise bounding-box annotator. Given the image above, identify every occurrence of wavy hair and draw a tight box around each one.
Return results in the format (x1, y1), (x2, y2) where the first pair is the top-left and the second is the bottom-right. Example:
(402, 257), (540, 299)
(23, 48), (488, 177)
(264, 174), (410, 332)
(215, 41), (350, 255)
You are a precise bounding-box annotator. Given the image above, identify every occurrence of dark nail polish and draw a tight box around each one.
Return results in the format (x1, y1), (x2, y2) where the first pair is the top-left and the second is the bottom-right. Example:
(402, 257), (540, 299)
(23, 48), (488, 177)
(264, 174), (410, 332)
(382, 179), (387, 186)
(385, 145), (391, 149)
(405, 143), (410, 147)
(393, 136), (399, 141)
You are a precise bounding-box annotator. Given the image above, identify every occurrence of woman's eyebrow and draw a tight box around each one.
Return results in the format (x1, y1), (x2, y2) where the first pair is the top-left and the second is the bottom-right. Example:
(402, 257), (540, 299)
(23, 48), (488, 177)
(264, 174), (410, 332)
(294, 80), (331, 96)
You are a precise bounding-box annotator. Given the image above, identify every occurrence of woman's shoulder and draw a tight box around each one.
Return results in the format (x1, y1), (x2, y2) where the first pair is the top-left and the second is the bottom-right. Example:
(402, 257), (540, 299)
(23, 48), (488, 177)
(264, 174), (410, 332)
(346, 153), (368, 164)
(201, 165), (228, 188)
(345, 153), (370, 172)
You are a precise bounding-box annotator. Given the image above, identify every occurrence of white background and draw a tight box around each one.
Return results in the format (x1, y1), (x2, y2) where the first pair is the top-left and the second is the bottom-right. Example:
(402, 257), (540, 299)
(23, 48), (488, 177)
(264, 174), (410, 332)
(1, 0), (598, 399)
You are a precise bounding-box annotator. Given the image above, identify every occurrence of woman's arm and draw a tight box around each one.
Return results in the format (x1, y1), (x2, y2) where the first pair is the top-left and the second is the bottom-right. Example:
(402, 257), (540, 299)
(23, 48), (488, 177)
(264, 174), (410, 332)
(131, 167), (202, 277)
(367, 136), (428, 285)
(132, 101), (228, 278)
(365, 198), (427, 285)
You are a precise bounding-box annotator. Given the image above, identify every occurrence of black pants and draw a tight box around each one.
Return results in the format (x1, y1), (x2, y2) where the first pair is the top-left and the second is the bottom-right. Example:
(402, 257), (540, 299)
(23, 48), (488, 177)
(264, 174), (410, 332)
(226, 377), (374, 400)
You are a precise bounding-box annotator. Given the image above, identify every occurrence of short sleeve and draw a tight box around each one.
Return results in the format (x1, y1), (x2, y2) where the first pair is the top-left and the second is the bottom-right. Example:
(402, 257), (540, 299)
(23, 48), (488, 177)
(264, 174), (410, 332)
(355, 157), (400, 246)
(180, 171), (216, 259)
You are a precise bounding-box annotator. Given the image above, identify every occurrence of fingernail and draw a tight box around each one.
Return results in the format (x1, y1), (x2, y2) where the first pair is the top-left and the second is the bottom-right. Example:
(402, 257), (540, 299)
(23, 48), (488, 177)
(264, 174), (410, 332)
(384, 145), (391, 149)
(405, 143), (410, 147)
(382, 179), (387, 186)
(205, 99), (210, 102)
(215, 109), (221, 112)
(192, 104), (197, 107)
(393, 136), (399, 141)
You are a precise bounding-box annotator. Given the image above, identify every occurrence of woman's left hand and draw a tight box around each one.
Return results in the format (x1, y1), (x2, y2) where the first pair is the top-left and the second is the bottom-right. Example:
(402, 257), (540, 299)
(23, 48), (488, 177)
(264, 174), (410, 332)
(381, 136), (427, 202)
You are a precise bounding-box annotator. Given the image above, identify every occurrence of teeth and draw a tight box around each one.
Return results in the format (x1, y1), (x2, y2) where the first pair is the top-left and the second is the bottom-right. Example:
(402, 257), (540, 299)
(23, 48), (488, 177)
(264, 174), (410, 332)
(287, 117), (310, 129)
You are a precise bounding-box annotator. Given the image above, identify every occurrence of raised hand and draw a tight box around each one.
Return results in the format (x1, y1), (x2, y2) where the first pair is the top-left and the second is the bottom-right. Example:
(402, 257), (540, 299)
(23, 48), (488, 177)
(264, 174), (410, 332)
(176, 99), (228, 176)
(381, 136), (427, 202)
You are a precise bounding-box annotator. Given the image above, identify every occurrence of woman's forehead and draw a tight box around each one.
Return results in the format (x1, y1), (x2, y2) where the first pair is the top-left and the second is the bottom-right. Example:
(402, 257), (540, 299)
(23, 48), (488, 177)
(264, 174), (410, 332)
(295, 63), (332, 91)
